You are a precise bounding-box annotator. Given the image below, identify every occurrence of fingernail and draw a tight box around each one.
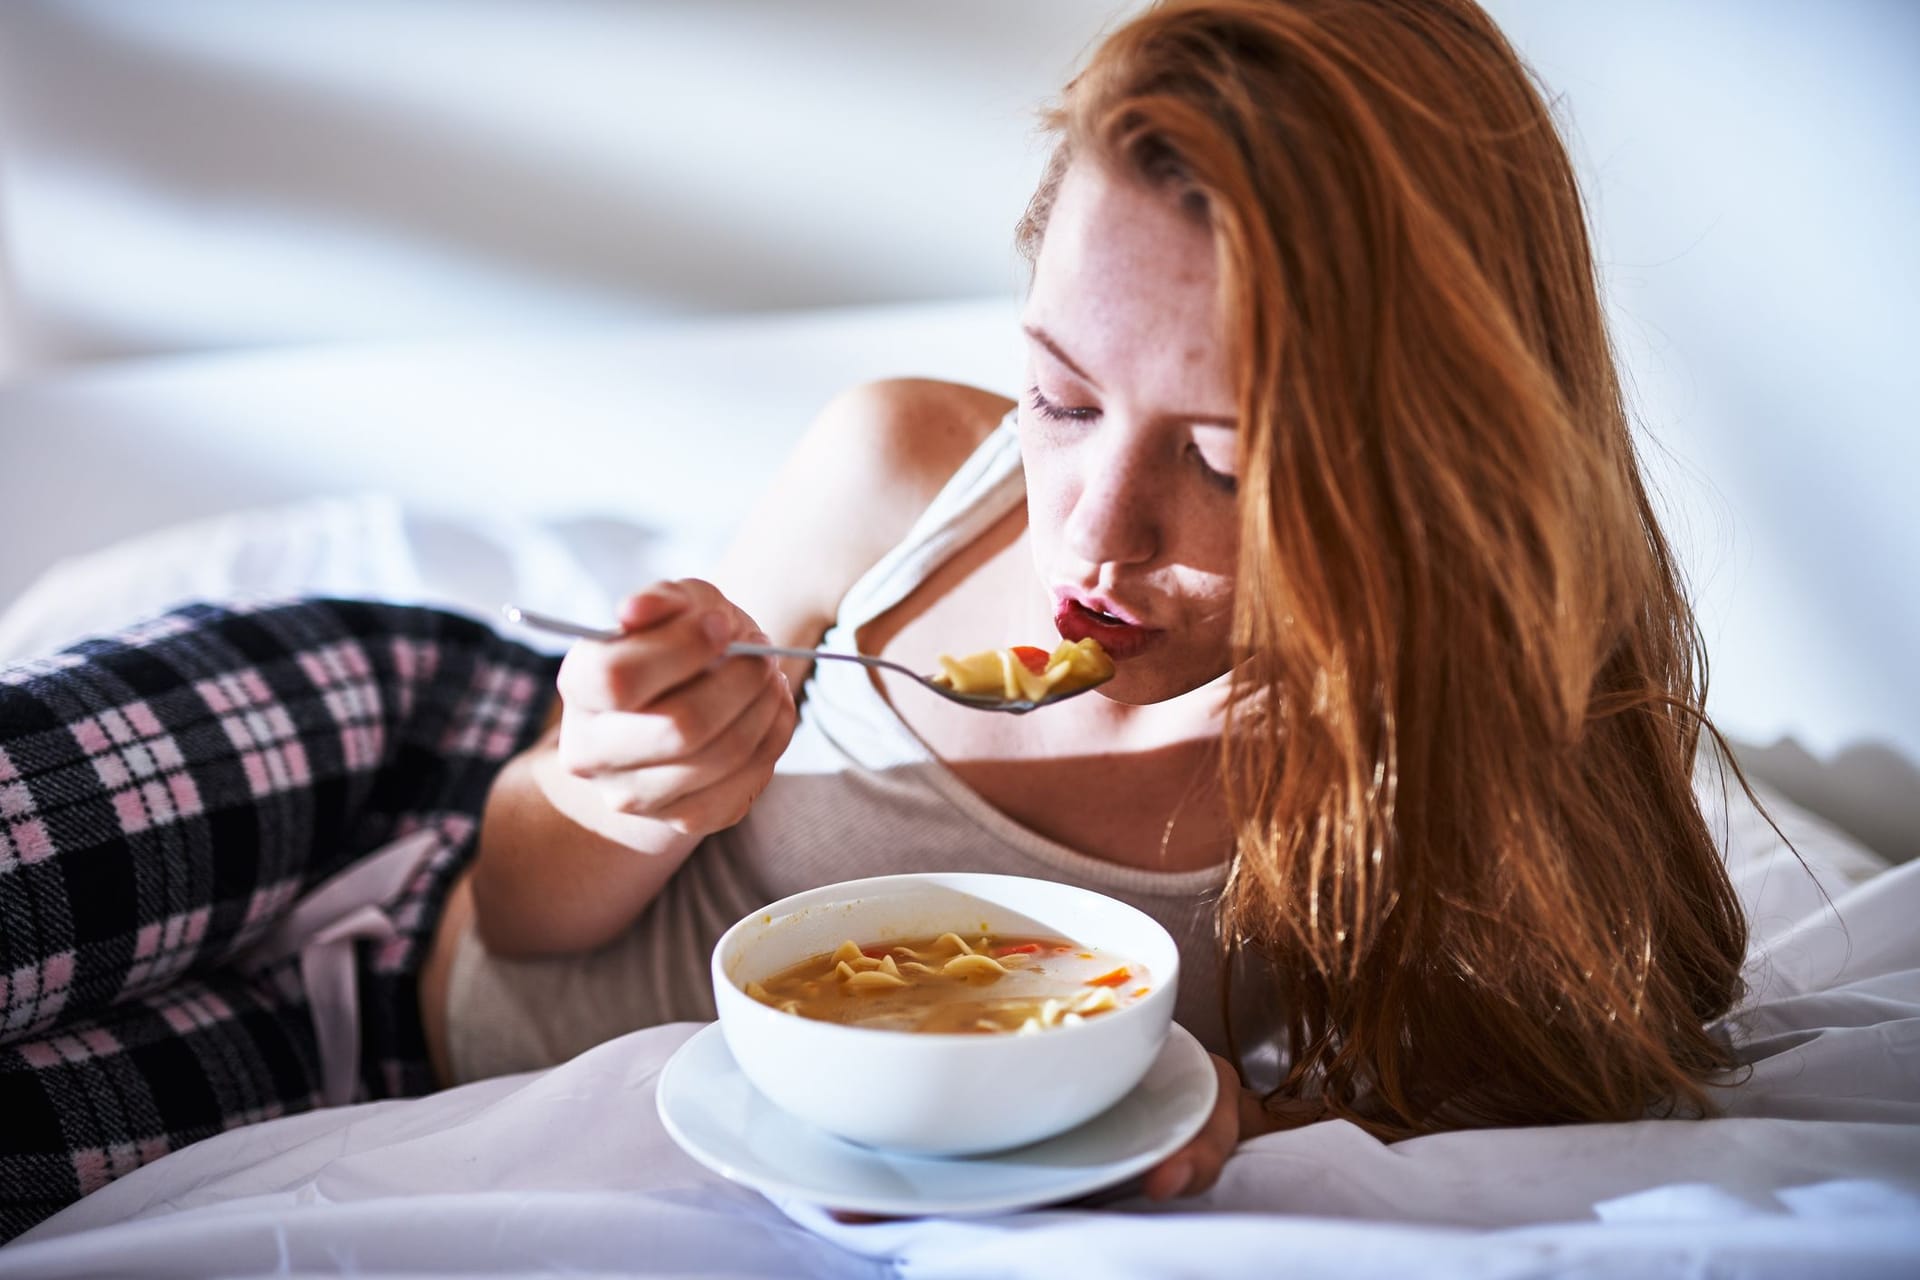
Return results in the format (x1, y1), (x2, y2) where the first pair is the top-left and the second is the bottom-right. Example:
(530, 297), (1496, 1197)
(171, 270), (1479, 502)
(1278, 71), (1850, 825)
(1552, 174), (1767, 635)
(701, 612), (731, 648)
(1160, 1165), (1193, 1200)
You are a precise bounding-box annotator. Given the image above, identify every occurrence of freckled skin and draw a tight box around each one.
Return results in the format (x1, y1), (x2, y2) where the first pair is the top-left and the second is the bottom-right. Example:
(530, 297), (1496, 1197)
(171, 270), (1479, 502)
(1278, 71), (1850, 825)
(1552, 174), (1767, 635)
(1017, 162), (1241, 707)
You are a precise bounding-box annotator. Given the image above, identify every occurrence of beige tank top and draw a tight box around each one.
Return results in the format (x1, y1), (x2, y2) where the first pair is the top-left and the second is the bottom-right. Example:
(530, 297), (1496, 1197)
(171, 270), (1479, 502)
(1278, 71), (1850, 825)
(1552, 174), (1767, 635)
(447, 416), (1263, 1085)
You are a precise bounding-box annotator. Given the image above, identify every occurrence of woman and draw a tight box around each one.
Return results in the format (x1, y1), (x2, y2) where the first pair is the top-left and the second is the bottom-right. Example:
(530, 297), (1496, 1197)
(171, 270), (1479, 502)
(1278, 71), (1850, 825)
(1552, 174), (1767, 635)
(432, 0), (1749, 1180)
(0, 0), (1749, 1238)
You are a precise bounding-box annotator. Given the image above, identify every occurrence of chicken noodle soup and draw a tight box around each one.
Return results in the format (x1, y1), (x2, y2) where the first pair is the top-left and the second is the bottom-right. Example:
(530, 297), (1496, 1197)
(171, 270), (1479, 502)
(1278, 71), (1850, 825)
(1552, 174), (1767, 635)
(745, 932), (1151, 1034)
(930, 639), (1114, 704)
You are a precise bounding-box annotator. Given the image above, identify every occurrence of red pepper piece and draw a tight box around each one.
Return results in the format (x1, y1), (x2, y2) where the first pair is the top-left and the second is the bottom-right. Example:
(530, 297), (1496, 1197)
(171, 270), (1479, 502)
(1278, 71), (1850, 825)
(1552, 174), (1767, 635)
(1010, 645), (1051, 674)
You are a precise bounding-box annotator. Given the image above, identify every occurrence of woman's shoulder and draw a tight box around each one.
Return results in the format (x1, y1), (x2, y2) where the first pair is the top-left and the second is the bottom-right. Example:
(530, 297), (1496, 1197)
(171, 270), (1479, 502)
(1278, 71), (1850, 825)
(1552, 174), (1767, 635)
(713, 379), (1016, 653)
(815, 378), (1016, 499)
(784, 378), (1015, 565)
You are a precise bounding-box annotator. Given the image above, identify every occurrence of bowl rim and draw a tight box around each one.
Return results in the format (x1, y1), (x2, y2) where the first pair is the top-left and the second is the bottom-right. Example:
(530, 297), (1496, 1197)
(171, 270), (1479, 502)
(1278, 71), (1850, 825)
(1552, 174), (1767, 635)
(711, 870), (1181, 1044)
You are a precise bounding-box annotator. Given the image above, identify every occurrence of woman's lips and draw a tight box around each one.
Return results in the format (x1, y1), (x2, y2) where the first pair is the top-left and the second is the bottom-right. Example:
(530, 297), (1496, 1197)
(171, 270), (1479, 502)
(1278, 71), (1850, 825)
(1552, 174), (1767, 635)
(1053, 595), (1164, 661)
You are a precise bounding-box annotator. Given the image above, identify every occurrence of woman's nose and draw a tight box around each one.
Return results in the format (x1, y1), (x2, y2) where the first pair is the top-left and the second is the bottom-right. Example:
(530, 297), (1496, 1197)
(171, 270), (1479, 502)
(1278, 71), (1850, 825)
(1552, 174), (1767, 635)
(1062, 432), (1160, 567)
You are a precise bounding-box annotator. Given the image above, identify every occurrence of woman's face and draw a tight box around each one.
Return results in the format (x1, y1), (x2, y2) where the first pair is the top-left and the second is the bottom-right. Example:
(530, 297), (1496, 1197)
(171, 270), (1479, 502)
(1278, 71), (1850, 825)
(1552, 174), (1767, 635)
(1019, 160), (1240, 706)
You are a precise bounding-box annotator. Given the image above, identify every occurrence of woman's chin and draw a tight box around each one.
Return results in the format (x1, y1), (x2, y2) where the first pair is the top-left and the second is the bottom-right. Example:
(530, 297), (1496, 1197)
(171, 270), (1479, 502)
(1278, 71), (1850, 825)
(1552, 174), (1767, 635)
(1093, 661), (1231, 707)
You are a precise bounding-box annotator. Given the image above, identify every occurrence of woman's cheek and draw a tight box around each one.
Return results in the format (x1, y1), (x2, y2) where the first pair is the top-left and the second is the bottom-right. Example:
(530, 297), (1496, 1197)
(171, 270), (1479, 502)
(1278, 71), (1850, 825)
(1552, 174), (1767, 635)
(1021, 460), (1077, 560)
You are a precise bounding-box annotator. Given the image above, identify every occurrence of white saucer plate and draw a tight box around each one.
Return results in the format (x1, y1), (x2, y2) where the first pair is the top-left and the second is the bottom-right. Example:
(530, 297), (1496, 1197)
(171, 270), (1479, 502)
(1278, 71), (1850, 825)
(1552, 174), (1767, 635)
(656, 1020), (1218, 1217)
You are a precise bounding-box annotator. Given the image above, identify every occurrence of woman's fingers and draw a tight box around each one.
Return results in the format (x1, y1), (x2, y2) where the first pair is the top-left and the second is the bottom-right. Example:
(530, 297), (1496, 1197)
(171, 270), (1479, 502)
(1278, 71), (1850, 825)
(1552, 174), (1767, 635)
(1141, 1053), (1244, 1201)
(649, 678), (797, 834)
(548, 576), (795, 839)
(581, 663), (792, 817)
(615, 580), (695, 632)
(556, 609), (723, 713)
(563, 646), (778, 775)
(555, 579), (750, 714)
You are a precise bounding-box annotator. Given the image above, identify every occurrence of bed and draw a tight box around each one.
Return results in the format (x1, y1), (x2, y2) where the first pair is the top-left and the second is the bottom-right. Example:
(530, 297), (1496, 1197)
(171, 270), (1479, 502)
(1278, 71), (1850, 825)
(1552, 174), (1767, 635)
(1, 300), (1915, 1278)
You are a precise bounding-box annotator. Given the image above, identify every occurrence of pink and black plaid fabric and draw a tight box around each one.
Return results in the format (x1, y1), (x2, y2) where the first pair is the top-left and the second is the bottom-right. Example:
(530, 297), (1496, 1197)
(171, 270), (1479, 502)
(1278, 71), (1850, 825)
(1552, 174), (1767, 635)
(0, 599), (557, 1239)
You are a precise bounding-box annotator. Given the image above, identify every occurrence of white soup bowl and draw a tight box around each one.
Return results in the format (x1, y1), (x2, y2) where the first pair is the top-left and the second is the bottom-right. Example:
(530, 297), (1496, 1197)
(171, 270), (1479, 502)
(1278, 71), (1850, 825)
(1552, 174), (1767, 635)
(711, 872), (1179, 1156)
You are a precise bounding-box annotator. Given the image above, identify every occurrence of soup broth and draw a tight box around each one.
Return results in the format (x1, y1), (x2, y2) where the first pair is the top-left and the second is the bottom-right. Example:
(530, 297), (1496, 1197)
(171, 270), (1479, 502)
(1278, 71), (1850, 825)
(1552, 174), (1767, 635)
(745, 932), (1150, 1034)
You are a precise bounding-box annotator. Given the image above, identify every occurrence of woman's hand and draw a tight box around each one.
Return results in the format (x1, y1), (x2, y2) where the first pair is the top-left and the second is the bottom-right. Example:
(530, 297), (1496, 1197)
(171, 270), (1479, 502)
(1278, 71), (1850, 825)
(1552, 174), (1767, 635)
(555, 578), (797, 840)
(1140, 1052), (1265, 1201)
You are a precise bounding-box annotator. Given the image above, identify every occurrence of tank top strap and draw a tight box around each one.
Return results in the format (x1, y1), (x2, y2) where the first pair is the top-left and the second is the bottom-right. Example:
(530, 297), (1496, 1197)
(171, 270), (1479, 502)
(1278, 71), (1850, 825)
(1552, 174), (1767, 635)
(831, 411), (1025, 634)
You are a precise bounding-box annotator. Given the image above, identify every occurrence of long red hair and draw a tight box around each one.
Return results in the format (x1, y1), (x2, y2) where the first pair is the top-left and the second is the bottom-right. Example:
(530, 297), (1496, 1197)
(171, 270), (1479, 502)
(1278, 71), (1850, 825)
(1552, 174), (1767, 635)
(1019, 0), (1749, 1135)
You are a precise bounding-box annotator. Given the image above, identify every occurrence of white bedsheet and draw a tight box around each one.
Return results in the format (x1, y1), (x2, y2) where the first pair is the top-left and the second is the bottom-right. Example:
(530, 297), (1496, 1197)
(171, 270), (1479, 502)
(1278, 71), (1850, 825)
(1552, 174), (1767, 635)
(5, 786), (1916, 1279)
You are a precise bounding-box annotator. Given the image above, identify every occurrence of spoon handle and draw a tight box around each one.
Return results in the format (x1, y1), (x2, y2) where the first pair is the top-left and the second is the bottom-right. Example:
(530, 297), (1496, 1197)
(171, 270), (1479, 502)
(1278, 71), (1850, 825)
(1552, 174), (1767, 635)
(723, 642), (925, 682)
(502, 608), (922, 681)
(500, 605), (620, 642)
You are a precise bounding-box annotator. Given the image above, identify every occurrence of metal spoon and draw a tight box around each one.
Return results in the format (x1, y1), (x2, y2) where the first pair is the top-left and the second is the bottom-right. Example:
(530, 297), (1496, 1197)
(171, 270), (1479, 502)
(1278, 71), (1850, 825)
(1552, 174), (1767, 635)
(500, 604), (1106, 715)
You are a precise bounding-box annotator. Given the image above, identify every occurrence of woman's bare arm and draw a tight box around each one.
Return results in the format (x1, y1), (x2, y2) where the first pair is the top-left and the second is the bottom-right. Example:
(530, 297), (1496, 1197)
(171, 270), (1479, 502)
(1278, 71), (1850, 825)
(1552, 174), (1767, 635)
(467, 379), (1012, 957)
(467, 706), (705, 956)
(713, 378), (1016, 684)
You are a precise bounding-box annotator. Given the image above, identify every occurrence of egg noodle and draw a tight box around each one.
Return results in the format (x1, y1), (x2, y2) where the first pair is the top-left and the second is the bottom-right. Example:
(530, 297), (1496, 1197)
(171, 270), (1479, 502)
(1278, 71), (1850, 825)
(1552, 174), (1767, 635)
(930, 638), (1115, 703)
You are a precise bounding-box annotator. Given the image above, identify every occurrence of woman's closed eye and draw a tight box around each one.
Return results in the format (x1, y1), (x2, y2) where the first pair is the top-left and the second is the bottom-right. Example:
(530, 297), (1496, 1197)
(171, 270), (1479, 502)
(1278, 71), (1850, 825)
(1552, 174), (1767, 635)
(1187, 442), (1238, 495)
(1028, 386), (1099, 422)
(1032, 386), (1239, 494)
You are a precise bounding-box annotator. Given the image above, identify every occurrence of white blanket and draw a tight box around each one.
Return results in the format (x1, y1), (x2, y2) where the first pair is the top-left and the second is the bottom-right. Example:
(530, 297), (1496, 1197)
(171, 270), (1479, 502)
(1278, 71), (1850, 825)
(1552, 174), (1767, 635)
(5, 783), (1917, 1279)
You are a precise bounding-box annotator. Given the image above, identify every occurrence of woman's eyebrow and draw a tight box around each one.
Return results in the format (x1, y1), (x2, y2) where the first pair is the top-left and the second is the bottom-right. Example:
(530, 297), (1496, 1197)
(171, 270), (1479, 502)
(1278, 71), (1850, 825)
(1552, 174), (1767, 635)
(1022, 322), (1238, 428)
(1022, 324), (1102, 389)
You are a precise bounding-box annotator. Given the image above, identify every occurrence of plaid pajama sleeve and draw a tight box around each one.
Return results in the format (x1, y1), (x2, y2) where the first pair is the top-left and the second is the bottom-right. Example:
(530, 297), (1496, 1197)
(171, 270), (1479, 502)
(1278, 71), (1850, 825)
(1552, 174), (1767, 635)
(0, 598), (559, 1240)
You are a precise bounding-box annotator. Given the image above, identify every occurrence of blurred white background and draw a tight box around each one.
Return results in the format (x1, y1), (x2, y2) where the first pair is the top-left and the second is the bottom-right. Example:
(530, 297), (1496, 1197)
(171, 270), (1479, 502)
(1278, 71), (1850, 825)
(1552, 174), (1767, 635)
(0, 0), (1145, 370)
(0, 0), (1914, 852)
